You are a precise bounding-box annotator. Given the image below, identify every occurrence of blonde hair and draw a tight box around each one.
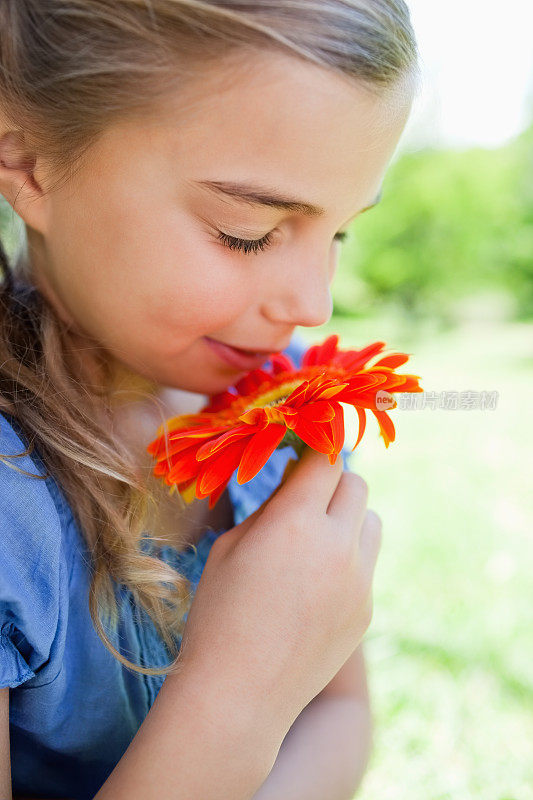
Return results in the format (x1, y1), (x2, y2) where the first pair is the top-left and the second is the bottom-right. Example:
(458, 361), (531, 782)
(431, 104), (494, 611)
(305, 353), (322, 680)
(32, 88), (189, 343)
(0, 0), (419, 677)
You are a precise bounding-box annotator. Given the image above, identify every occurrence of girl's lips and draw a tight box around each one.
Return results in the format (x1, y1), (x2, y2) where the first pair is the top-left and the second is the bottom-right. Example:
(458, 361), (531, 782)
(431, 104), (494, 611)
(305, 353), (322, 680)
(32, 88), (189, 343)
(203, 336), (273, 370)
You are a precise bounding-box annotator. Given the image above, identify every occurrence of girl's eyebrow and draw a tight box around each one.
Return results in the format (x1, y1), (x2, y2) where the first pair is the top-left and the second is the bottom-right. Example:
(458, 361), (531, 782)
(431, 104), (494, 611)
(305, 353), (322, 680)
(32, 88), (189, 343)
(193, 179), (383, 217)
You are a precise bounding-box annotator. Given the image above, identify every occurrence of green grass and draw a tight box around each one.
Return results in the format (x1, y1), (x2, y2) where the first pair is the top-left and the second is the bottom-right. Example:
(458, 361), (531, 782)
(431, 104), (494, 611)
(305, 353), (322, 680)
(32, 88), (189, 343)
(298, 313), (533, 800)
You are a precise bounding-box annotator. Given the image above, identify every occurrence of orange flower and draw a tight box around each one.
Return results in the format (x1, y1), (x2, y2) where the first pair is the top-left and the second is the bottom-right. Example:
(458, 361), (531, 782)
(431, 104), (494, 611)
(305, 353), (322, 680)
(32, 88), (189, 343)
(147, 334), (423, 509)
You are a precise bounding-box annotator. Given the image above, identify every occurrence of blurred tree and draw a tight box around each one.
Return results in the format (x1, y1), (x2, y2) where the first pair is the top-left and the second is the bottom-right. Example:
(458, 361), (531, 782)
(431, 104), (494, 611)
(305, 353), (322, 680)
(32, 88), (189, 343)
(334, 122), (533, 324)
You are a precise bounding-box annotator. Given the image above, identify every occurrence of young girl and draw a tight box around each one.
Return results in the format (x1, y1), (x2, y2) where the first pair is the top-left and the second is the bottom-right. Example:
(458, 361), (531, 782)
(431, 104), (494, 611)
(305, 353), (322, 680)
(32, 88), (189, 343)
(0, 2), (419, 798)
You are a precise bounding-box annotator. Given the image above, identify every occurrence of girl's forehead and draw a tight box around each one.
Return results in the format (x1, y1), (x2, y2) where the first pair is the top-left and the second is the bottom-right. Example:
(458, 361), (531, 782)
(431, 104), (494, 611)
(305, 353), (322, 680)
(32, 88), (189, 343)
(144, 47), (413, 135)
(125, 57), (410, 156)
(71, 50), (413, 216)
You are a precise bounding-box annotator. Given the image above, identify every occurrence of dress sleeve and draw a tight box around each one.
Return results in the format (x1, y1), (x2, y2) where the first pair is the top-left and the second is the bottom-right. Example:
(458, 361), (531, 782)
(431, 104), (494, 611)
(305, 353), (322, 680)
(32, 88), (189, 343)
(282, 334), (353, 471)
(0, 414), (64, 689)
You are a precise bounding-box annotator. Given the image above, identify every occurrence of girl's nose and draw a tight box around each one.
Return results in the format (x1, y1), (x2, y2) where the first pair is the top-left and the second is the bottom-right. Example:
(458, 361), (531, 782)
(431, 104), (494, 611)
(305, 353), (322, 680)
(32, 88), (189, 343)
(262, 248), (335, 328)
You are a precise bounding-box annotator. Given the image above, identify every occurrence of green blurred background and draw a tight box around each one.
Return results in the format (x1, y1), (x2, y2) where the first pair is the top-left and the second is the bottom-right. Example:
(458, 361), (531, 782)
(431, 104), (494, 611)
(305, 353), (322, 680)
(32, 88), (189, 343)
(294, 88), (533, 800)
(1, 3), (532, 797)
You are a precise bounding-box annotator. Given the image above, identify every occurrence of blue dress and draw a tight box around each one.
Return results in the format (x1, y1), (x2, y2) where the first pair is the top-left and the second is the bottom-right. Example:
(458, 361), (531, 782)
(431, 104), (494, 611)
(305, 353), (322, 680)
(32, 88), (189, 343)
(0, 335), (351, 799)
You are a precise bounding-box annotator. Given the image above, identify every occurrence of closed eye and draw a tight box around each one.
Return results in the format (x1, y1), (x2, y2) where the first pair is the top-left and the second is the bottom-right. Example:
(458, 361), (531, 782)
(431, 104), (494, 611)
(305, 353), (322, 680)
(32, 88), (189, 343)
(216, 229), (349, 256)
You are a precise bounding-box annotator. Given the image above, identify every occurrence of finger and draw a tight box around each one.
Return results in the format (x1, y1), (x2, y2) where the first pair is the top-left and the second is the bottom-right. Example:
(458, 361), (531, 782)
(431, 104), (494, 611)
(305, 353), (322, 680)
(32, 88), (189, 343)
(272, 444), (344, 513)
(326, 470), (369, 543)
(359, 509), (383, 572)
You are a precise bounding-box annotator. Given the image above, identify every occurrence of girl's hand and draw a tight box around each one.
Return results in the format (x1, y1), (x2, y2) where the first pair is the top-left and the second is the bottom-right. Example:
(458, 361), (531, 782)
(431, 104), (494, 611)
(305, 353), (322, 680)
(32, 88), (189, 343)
(177, 446), (382, 736)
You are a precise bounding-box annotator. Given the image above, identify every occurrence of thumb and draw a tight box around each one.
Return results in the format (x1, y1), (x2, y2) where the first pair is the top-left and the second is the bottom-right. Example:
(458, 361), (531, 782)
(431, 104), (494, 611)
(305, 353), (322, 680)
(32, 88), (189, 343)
(221, 446), (308, 546)
(222, 458), (297, 545)
(257, 445), (311, 507)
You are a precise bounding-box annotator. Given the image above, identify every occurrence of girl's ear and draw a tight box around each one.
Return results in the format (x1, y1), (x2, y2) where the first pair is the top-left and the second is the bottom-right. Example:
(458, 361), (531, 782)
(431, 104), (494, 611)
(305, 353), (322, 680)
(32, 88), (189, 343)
(0, 130), (51, 235)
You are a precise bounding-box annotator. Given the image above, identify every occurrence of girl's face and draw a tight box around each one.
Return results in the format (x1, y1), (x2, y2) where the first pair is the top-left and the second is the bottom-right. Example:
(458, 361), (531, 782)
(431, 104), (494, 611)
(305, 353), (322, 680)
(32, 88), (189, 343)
(22, 50), (414, 397)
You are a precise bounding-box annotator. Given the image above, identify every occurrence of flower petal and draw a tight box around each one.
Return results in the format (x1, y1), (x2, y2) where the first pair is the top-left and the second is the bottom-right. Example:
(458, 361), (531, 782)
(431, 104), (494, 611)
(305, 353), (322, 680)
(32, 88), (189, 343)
(301, 344), (320, 367)
(292, 416), (335, 455)
(167, 444), (204, 483)
(195, 424), (253, 461)
(178, 478), (198, 505)
(373, 353), (410, 369)
(339, 341), (386, 371)
(235, 369), (272, 396)
(237, 424), (287, 484)
(238, 407), (269, 427)
(317, 382), (349, 400)
(315, 334), (339, 364)
(352, 407), (367, 450)
(338, 374), (388, 403)
(147, 423), (222, 458)
(328, 403), (345, 455)
(283, 379), (311, 407)
(298, 400), (336, 424)
(269, 353), (295, 375)
(148, 430), (221, 461)
(207, 473), (233, 509)
(394, 375), (423, 392)
(196, 439), (249, 497)
(202, 390), (238, 413)
(372, 409), (396, 448)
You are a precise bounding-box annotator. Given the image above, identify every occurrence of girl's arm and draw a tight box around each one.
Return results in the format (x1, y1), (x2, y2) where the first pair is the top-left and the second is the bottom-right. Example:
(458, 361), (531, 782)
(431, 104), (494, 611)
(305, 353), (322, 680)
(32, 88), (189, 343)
(250, 643), (373, 800)
(93, 664), (284, 800)
(13, 651), (371, 800)
(251, 695), (372, 800)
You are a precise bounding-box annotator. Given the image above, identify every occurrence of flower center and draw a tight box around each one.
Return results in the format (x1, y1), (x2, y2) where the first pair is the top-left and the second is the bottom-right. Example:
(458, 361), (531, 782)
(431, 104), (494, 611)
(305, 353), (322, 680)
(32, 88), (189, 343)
(243, 380), (302, 413)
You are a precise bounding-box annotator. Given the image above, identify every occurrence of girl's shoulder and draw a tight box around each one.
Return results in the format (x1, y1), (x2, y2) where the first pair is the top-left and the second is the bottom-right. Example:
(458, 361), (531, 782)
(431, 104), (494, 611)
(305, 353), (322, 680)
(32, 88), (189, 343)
(0, 412), (72, 689)
(0, 412), (63, 526)
(0, 410), (68, 545)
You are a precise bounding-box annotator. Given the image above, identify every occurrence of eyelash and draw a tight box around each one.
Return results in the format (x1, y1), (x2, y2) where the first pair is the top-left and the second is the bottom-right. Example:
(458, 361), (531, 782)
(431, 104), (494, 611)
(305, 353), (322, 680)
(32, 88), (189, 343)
(216, 229), (349, 255)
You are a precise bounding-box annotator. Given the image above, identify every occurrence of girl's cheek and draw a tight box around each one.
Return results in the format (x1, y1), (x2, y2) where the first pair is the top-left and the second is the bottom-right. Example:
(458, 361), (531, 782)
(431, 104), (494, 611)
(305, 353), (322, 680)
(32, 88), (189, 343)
(145, 272), (239, 331)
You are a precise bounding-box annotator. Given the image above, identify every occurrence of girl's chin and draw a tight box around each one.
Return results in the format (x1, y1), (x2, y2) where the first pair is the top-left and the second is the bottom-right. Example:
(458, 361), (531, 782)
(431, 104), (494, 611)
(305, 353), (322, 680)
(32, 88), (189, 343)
(195, 374), (245, 397)
(161, 371), (246, 399)
(155, 339), (255, 396)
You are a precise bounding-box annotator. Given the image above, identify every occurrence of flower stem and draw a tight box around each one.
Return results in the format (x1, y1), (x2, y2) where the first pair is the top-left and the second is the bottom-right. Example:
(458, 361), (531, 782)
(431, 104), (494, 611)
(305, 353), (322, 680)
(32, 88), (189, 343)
(277, 431), (307, 486)
(277, 428), (305, 455)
